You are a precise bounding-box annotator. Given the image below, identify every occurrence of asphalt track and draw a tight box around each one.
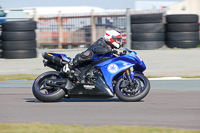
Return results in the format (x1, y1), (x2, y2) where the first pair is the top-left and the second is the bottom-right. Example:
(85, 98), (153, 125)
(0, 79), (200, 130)
(0, 48), (200, 77)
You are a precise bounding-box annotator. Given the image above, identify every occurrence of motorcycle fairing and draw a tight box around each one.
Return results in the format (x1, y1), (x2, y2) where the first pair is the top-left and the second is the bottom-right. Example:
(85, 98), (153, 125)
(76, 58), (110, 82)
(67, 58), (115, 98)
(69, 74), (114, 98)
(96, 52), (146, 92)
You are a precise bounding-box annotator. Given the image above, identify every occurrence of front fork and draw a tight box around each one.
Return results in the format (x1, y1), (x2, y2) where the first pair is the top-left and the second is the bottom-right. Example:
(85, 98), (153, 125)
(126, 69), (134, 85)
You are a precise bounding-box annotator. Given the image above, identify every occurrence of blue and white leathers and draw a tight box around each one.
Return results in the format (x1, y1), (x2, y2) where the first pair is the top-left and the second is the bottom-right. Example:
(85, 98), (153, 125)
(95, 49), (146, 92)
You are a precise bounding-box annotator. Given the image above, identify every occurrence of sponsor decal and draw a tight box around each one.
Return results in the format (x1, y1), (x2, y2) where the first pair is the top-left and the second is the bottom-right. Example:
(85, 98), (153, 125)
(84, 85), (95, 90)
(136, 54), (143, 61)
(123, 63), (128, 66)
(47, 53), (53, 56)
(107, 63), (118, 73)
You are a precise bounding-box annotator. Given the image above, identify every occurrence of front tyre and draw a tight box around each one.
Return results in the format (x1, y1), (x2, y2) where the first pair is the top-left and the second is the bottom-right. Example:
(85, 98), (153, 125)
(32, 71), (66, 102)
(115, 73), (150, 102)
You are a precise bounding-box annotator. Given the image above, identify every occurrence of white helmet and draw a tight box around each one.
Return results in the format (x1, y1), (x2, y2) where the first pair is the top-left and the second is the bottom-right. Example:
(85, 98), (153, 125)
(104, 30), (122, 49)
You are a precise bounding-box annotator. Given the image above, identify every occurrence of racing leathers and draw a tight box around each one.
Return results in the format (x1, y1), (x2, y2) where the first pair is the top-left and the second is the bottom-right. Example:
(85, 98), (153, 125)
(73, 38), (112, 66)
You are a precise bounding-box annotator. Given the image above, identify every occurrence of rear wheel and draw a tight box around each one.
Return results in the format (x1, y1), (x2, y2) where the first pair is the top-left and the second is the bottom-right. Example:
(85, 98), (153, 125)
(115, 73), (150, 102)
(32, 71), (66, 102)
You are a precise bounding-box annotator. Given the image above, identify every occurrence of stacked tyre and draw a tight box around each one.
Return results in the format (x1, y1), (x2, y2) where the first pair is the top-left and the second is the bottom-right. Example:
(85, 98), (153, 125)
(0, 26), (2, 58)
(1, 21), (37, 59)
(0, 24), (2, 58)
(0, 44), (2, 58)
(131, 13), (165, 50)
(166, 14), (199, 48)
(0, 40), (2, 58)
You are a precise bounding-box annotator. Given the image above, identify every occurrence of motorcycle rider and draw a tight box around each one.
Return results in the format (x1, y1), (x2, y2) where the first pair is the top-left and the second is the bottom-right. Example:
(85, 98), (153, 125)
(72, 29), (122, 66)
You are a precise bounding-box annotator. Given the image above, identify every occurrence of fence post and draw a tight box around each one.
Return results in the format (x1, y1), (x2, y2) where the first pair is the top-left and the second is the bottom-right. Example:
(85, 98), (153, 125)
(91, 9), (96, 44)
(126, 8), (131, 49)
(33, 8), (38, 21)
(33, 8), (39, 48)
(58, 11), (63, 49)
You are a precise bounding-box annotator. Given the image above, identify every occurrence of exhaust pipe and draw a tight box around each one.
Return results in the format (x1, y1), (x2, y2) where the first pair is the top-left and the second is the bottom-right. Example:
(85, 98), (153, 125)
(43, 60), (62, 71)
(42, 52), (67, 66)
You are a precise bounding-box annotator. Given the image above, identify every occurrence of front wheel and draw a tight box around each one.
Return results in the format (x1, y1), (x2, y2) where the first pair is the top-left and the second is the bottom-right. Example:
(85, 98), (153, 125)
(32, 71), (66, 102)
(115, 73), (150, 102)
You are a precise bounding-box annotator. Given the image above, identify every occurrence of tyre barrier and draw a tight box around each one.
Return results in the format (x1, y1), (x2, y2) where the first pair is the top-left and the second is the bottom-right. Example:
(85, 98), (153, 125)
(1, 21), (37, 59)
(131, 41), (165, 50)
(2, 50), (37, 59)
(0, 41), (2, 58)
(2, 40), (37, 50)
(131, 33), (165, 41)
(130, 13), (165, 50)
(2, 31), (36, 41)
(2, 21), (37, 31)
(0, 31), (2, 58)
(0, 41), (2, 49)
(166, 14), (198, 23)
(131, 13), (163, 24)
(131, 23), (165, 33)
(166, 14), (199, 48)
(166, 23), (199, 32)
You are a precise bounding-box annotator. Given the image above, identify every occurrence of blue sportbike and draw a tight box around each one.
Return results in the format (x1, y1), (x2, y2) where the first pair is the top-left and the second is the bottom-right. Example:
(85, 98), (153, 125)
(32, 47), (150, 102)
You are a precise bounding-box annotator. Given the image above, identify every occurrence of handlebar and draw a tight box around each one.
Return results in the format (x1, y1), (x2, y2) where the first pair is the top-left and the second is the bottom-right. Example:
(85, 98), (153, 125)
(112, 50), (127, 56)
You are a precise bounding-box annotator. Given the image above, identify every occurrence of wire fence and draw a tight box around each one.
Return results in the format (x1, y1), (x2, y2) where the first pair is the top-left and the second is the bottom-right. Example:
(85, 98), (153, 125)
(37, 11), (128, 48)
(0, 8), (165, 49)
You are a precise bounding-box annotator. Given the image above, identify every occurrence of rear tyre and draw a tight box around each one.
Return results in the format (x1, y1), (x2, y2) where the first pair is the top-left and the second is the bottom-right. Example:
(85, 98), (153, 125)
(32, 71), (66, 102)
(115, 73), (150, 102)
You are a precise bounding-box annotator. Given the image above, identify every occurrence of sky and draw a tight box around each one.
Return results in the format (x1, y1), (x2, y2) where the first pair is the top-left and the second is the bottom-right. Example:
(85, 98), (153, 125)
(0, 0), (182, 10)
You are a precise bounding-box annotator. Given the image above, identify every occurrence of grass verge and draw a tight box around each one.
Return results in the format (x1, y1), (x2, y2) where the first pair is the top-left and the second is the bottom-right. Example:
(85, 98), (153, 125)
(0, 123), (199, 133)
(0, 74), (38, 81)
(147, 76), (200, 78)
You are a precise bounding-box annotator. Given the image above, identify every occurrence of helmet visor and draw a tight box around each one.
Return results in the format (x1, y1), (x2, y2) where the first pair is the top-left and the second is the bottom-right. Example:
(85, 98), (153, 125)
(112, 36), (122, 44)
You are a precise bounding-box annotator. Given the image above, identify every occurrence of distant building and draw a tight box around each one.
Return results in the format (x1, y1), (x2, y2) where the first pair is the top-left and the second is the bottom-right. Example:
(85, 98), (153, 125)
(24, 6), (106, 15)
(169, 0), (200, 16)
(133, 0), (178, 10)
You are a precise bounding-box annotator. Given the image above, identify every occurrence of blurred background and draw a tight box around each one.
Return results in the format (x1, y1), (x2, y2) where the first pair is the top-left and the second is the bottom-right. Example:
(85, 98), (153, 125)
(0, 0), (199, 50)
